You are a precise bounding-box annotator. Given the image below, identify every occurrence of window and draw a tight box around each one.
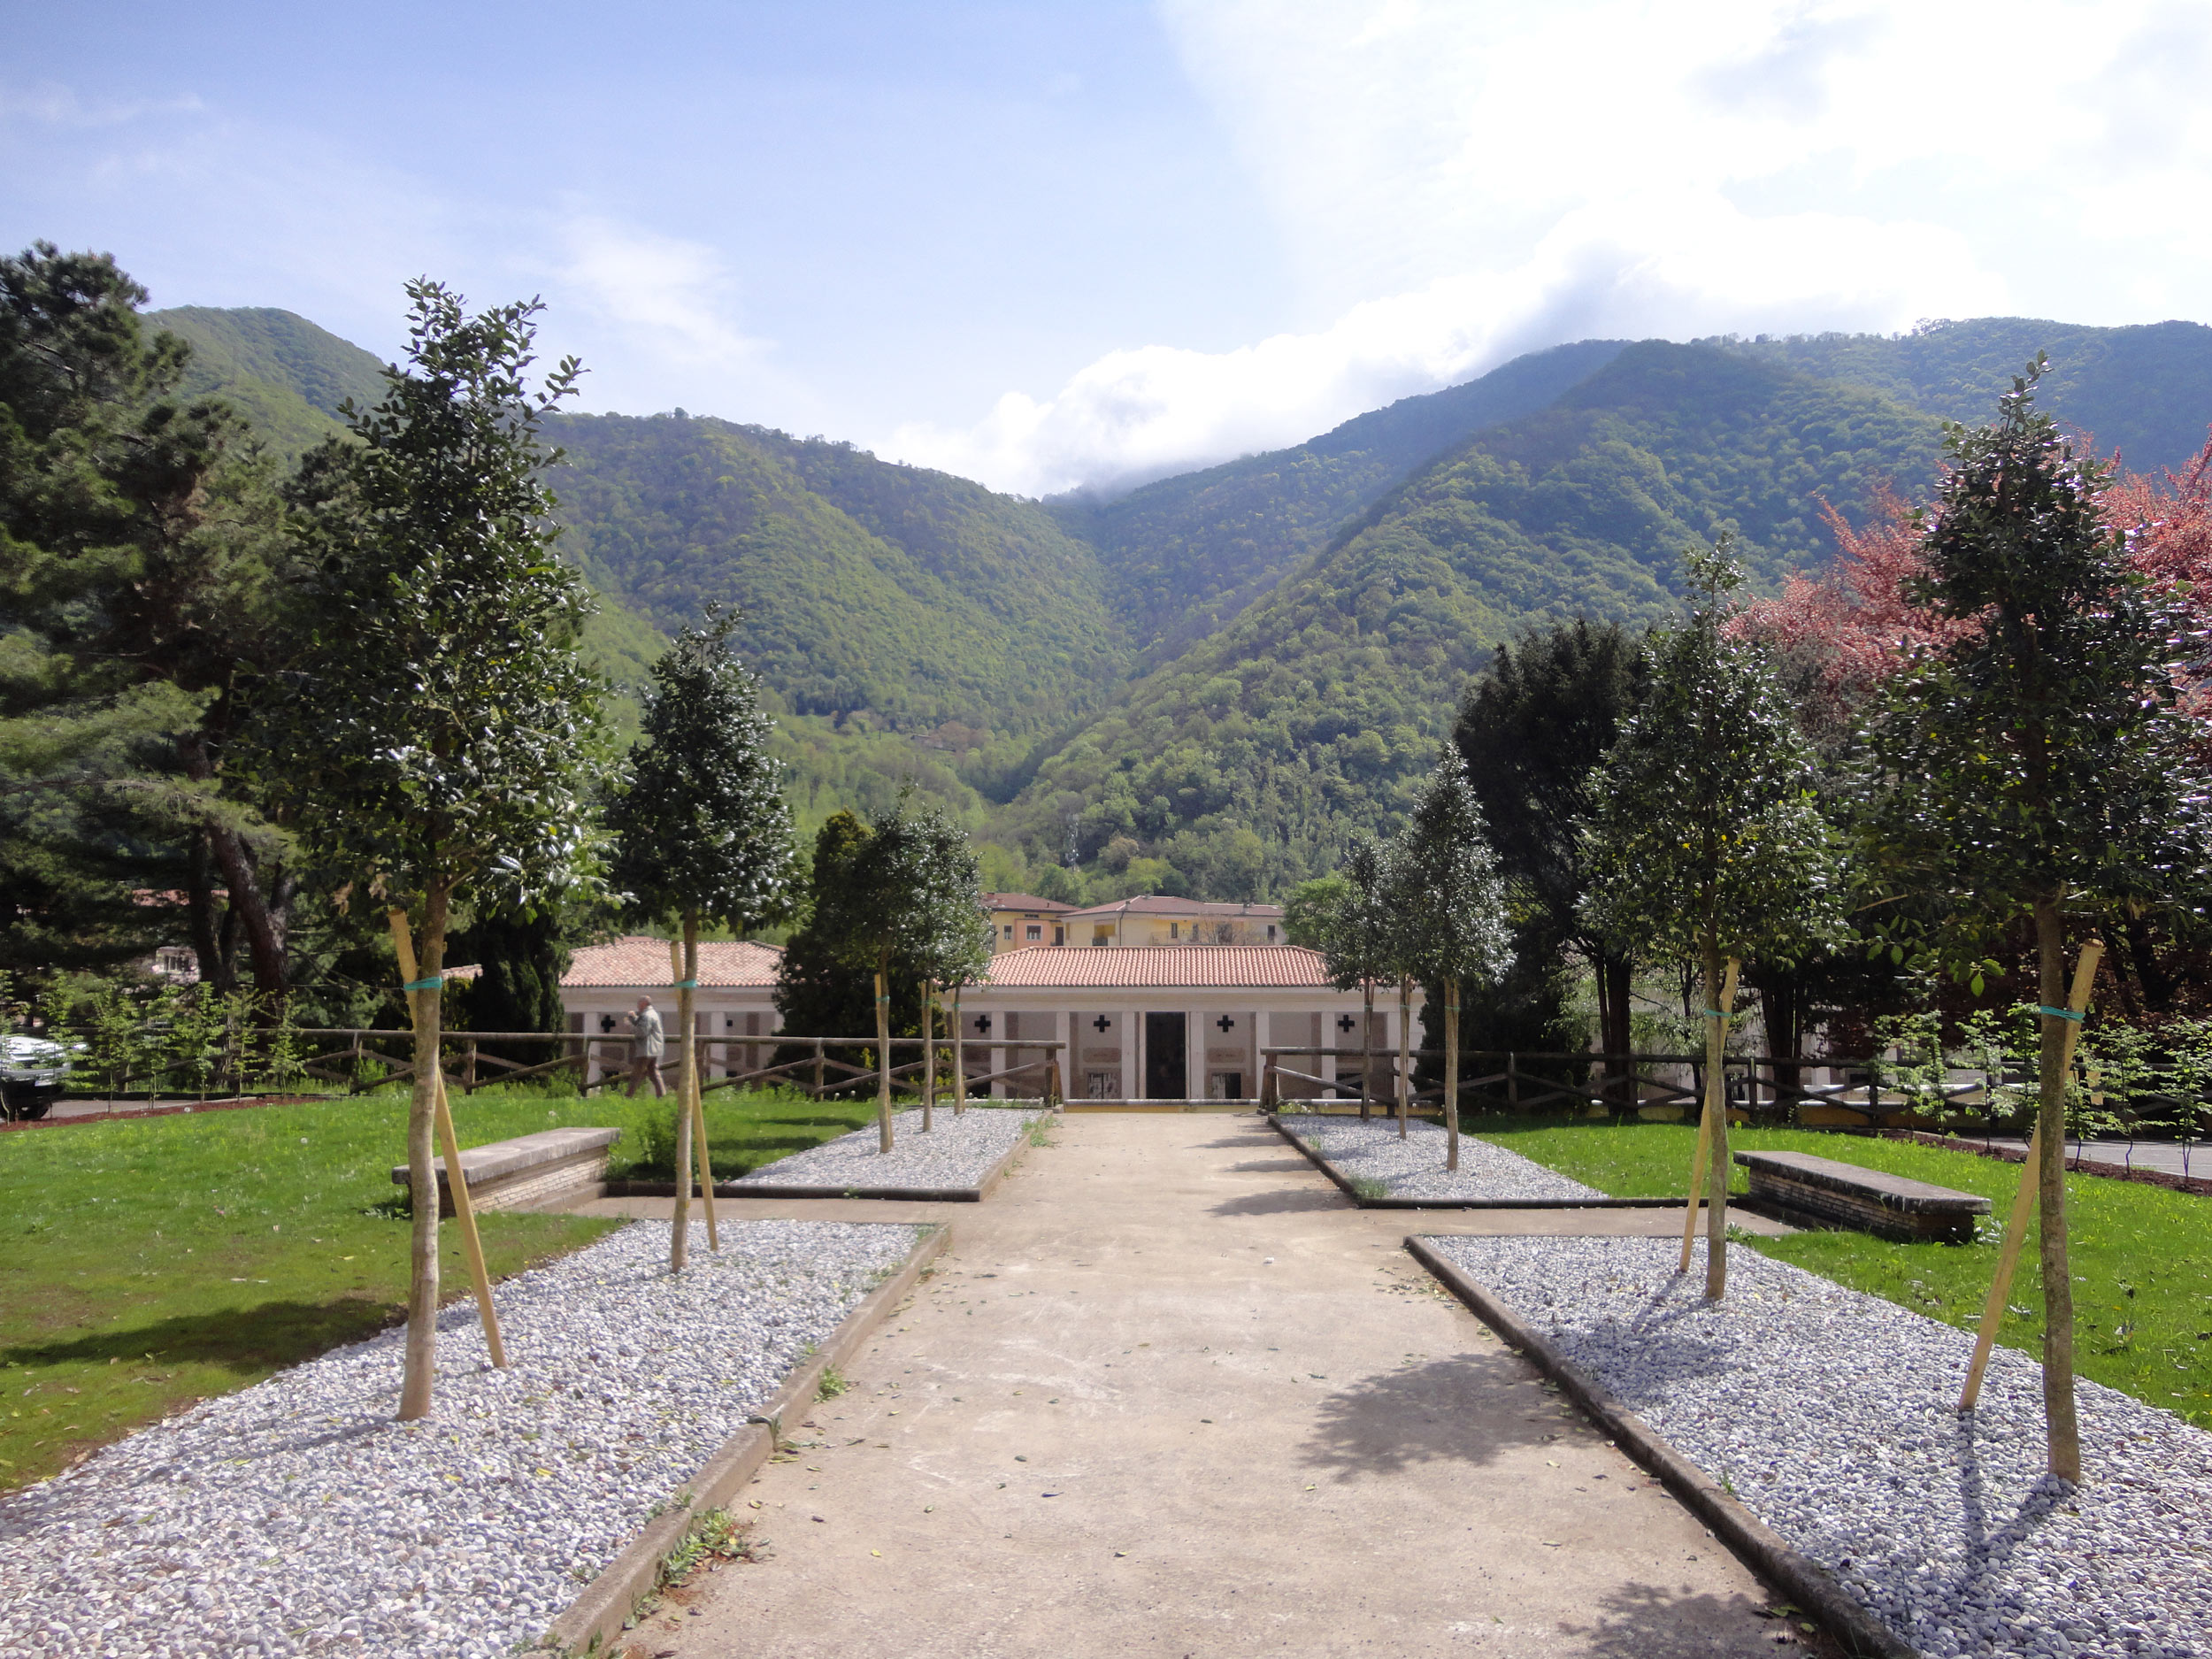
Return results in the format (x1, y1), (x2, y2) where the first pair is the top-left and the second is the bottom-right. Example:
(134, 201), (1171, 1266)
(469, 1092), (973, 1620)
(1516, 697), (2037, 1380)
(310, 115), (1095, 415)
(1002, 924), (1013, 938)
(1170, 922), (1179, 939)
(1094, 928), (1111, 946)
(1025, 924), (1041, 941)
(1053, 926), (1064, 945)
(1267, 924), (1277, 942)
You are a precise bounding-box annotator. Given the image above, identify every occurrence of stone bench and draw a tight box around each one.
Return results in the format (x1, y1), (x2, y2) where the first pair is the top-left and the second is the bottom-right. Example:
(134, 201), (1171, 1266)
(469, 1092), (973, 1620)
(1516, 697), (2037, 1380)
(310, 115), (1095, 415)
(1733, 1148), (1990, 1243)
(391, 1126), (622, 1217)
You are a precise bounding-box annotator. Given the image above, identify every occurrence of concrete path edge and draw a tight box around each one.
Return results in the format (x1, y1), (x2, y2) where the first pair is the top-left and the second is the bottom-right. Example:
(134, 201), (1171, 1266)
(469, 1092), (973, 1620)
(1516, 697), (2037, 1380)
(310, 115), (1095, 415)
(1269, 1114), (1688, 1210)
(603, 1117), (1038, 1205)
(528, 1223), (952, 1657)
(1402, 1235), (1916, 1659)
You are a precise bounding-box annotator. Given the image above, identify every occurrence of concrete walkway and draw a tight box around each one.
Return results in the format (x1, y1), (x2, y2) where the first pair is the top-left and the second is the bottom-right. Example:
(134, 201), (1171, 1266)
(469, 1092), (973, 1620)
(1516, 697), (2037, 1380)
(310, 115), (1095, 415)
(616, 1114), (1796, 1658)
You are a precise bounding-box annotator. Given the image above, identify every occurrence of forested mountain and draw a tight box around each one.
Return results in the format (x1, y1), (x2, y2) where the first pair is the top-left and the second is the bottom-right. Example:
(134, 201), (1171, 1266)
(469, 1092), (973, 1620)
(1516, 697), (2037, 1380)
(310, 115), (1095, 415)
(1724, 317), (2212, 473)
(1048, 339), (1629, 662)
(987, 342), (1947, 895)
(146, 300), (2212, 892)
(150, 306), (386, 460)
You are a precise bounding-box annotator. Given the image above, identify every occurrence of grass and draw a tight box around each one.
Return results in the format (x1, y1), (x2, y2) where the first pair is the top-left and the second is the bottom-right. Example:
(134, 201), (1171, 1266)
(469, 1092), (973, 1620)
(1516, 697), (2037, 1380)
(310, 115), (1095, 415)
(0, 1080), (884, 1490)
(1473, 1116), (2212, 1428)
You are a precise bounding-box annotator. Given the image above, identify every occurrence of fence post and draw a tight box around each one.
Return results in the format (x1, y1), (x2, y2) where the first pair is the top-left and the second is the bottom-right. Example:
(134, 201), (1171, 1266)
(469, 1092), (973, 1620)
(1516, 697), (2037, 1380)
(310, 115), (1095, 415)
(1507, 1052), (1519, 1114)
(813, 1038), (826, 1099)
(1261, 1055), (1279, 1110)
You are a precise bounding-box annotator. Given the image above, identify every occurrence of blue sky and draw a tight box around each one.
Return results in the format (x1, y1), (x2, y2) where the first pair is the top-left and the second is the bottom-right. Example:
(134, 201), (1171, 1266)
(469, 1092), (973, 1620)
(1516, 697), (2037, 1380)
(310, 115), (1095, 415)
(8, 2), (2211, 495)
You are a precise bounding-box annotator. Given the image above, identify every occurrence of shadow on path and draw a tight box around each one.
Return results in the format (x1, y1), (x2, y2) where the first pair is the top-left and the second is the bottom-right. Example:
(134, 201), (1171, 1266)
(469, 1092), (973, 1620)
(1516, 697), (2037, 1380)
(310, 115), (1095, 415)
(1300, 1351), (1557, 1479)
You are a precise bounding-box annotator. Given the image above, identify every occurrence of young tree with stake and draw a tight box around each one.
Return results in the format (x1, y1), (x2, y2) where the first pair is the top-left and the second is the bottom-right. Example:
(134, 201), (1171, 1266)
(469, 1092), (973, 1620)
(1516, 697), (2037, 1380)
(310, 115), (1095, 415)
(268, 281), (601, 1420)
(1313, 841), (1395, 1119)
(813, 803), (986, 1152)
(1862, 360), (2210, 1480)
(1386, 754), (1514, 1170)
(606, 604), (796, 1272)
(1583, 539), (1841, 1300)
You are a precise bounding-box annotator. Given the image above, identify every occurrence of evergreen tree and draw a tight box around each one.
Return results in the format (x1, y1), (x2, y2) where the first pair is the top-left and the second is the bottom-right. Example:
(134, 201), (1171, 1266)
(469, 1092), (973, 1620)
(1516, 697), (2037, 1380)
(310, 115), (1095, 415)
(1583, 539), (1842, 1299)
(1861, 359), (2211, 1479)
(1310, 841), (1395, 1119)
(264, 280), (602, 1420)
(606, 603), (797, 1269)
(1455, 619), (1646, 1096)
(0, 242), (296, 992)
(1385, 754), (1513, 1169)
(807, 803), (986, 1151)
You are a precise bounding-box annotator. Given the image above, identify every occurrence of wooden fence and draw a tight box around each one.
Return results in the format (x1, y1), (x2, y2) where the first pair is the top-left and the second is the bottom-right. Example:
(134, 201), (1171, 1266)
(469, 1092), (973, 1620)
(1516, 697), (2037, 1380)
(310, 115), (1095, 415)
(1257, 1046), (2206, 1132)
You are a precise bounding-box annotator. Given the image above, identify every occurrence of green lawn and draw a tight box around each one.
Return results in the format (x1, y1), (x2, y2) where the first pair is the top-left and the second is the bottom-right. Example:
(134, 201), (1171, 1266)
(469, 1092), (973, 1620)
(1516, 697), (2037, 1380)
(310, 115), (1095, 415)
(0, 1082), (878, 1490)
(1473, 1118), (2212, 1428)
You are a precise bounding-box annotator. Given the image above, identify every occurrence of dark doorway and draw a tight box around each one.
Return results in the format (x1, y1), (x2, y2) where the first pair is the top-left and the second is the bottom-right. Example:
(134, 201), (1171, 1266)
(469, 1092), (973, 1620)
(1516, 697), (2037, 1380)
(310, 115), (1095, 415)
(1144, 1011), (1187, 1099)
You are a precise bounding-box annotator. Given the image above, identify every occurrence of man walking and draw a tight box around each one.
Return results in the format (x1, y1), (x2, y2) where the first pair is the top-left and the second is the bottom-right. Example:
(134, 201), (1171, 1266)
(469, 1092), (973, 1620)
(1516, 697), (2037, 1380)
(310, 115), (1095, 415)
(626, 995), (667, 1097)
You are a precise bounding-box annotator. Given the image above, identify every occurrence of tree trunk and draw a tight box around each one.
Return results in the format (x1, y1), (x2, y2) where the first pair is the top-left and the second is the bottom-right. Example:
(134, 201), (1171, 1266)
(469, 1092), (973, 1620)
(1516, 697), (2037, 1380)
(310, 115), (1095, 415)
(1601, 952), (1633, 1109)
(1703, 937), (1730, 1301)
(951, 985), (965, 1116)
(1396, 975), (1412, 1139)
(921, 981), (935, 1133)
(1361, 981), (1375, 1121)
(672, 918), (696, 1273)
(175, 734), (288, 997)
(1444, 981), (1462, 1172)
(876, 956), (894, 1153)
(2033, 893), (2082, 1481)
(398, 886), (448, 1422)
(185, 833), (233, 996)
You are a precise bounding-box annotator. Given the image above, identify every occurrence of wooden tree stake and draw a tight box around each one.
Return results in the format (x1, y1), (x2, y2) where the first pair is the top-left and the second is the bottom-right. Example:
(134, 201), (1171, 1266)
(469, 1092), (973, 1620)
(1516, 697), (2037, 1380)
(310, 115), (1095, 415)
(921, 980), (936, 1132)
(388, 910), (504, 1368)
(949, 985), (965, 1117)
(1960, 939), (2101, 1412)
(1681, 957), (1739, 1276)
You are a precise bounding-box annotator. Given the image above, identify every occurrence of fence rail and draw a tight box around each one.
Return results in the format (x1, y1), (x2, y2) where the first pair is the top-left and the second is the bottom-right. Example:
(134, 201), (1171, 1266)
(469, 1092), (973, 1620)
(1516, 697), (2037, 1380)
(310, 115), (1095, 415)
(1256, 1046), (2212, 1138)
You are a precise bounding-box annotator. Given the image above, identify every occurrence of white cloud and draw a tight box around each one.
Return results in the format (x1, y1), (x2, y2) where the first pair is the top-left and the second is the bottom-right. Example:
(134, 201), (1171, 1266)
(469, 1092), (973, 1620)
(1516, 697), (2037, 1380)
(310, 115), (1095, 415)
(887, 0), (2212, 495)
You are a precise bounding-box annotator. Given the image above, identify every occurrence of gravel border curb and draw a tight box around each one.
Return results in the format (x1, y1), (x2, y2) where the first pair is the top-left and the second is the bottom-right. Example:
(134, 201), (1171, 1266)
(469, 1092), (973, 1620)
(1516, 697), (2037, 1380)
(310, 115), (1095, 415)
(1403, 1235), (1915, 1659)
(603, 1113), (1038, 1202)
(1269, 1112), (1686, 1209)
(527, 1224), (951, 1656)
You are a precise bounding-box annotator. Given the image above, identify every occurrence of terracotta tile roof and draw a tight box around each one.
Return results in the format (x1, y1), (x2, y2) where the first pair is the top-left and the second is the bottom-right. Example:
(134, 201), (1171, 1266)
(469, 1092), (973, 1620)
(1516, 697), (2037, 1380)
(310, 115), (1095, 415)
(979, 945), (1334, 989)
(561, 935), (784, 989)
(981, 892), (1077, 913)
(1061, 895), (1286, 921)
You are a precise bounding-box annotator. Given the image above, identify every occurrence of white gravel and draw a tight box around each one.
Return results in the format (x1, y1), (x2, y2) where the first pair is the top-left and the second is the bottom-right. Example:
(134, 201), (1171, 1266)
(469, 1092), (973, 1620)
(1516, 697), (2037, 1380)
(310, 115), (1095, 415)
(736, 1105), (1041, 1193)
(1277, 1111), (1603, 1202)
(1426, 1235), (2212, 1659)
(0, 1217), (925, 1659)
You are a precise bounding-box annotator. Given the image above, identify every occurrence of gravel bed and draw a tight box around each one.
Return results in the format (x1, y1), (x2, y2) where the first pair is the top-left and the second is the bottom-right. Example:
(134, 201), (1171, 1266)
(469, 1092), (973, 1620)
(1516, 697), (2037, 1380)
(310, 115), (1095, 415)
(736, 1104), (1041, 1192)
(0, 1217), (925, 1659)
(1426, 1235), (2212, 1659)
(1277, 1111), (1602, 1202)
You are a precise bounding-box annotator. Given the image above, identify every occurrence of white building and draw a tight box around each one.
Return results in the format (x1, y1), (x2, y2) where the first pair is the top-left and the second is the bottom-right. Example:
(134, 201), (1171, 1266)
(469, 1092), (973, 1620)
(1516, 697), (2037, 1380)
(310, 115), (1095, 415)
(557, 936), (1412, 1102)
(952, 944), (1411, 1102)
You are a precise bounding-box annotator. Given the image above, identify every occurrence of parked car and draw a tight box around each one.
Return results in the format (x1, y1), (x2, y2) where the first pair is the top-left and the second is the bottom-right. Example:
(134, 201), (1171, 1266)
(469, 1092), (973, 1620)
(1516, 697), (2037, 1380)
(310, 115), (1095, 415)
(1, 1033), (70, 1120)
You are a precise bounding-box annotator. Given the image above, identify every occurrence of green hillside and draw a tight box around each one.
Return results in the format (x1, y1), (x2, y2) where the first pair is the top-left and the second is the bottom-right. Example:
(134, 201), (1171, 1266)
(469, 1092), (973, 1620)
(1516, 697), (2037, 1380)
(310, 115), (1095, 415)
(988, 341), (1947, 895)
(1049, 339), (1628, 660)
(544, 413), (1141, 813)
(1726, 317), (2212, 472)
(149, 306), (387, 460)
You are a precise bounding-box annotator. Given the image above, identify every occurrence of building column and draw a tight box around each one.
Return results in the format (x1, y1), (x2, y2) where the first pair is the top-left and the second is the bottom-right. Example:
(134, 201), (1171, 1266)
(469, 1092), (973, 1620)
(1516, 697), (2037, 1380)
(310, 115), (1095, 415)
(1120, 1010), (1139, 1102)
(1187, 1010), (1203, 1103)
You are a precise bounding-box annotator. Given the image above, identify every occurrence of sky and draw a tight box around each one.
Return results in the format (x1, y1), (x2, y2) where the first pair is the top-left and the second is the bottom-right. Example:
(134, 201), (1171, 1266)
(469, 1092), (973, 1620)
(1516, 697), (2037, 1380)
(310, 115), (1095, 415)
(7, 1), (2211, 496)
